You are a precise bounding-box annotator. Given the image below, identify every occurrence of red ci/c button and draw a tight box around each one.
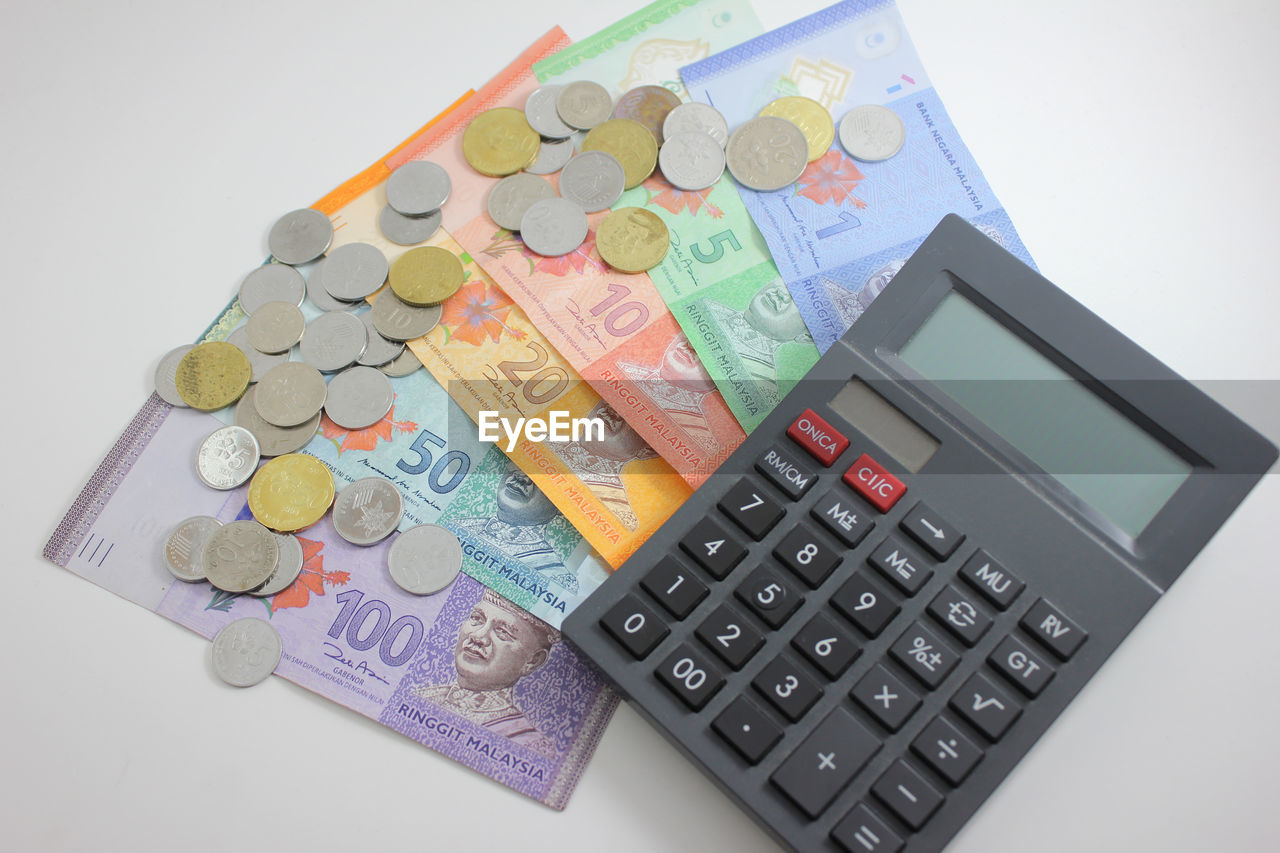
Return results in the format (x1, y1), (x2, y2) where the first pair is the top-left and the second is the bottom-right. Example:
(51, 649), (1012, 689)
(786, 408), (849, 467)
(843, 453), (906, 513)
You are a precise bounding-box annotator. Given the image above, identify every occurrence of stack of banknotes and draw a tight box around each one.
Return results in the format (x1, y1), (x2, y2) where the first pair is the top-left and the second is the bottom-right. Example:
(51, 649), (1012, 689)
(45, 0), (1035, 809)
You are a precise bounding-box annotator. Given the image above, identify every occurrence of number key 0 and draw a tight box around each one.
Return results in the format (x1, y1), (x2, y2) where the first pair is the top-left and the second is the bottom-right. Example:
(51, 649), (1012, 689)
(600, 594), (669, 660)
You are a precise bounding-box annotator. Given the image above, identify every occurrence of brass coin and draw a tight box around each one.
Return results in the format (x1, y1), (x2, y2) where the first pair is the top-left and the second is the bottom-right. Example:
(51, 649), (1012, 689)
(596, 207), (670, 274)
(462, 107), (540, 177)
(247, 453), (335, 533)
(388, 246), (464, 307)
(581, 119), (658, 190)
(759, 96), (835, 162)
(174, 341), (252, 411)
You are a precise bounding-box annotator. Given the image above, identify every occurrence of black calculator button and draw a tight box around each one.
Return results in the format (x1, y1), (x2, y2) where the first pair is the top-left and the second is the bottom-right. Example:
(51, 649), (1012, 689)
(754, 443), (818, 500)
(773, 524), (842, 588)
(950, 673), (1021, 741)
(989, 635), (1056, 697)
(851, 664), (922, 732)
(718, 478), (785, 541)
(600, 594), (669, 660)
(736, 567), (803, 629)
(891, 621), (961, 690)
(696, 604), (764, 670)
(899, 500), (965, 560)
(770, 707), (880, 819)
(656, 644), (724, 711)
(927, 584), (992, 647)
(640, 555), (708, 619)
(792, 614), (861, 679)
(678, 517), (747, 580)
(810, 488), (875, 547)
(831, 571), (900, 638)
(871, 760), (945, 831)
(712, 696), (782, 765)
(1020, 597), (1087, 660)
(911, 717), (983, 786)
(958, 549), (1024, 609)
(753, 653), (824, 722)
(868, 536), (933, 596)
(832, 803), (904, 853)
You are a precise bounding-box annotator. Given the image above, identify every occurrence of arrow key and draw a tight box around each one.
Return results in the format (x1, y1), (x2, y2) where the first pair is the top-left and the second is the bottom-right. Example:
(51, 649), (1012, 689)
(899, 501), (964, 560)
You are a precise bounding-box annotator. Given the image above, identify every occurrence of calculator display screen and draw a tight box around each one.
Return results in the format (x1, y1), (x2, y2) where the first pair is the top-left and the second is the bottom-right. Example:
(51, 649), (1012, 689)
(897, 290), (1191, 536)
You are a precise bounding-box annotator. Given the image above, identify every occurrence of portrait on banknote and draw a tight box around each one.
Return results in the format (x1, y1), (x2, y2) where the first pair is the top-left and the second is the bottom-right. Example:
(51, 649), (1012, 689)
(548, 401), (658, 532)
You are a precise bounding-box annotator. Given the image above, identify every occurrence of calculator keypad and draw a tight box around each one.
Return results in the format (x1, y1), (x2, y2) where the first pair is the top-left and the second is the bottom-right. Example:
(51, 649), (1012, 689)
(640, 556), (707, 619)
(792, 613), (861, 679)
(753, 653), (824, 722)
(718, 478), (784, 540)
(851, 664), (921, 732)
(872, 761), (944, 830)
(679, 517), (747, 580)
(831, 572), (900, 637)
(657, 644), (723, 710)
(695, 604), (764, 670)
(774, 524), (843, 588)
(600, 594), (668, 660)
(736, 567), (803, 629)
(868, 536), (933, 595)
(770, 707), (880, 818)
(713, 696), (782, 764)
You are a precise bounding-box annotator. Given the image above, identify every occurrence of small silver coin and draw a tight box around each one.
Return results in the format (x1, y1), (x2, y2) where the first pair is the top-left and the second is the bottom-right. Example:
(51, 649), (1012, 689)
(211, 617), (282, 688)
(725, 116), (809, 192)
(559, 151), (626, 213)
(249, 533), (305, 597)
(323, 365), (394, 430)
(196, 425), (261, 490)
(520, 198), (589, 257)
(164, 516), (222, 583)
(525, 85), (575, 140)
(487, 173), (556, 231)
(556, 81), (613, 130)
(387, 524), (464, 595)
(253, 361), (327, 428)
(203, 520), (280, 594)
(238, 263), (306, 315)
(268, 208), (333, 266)
(379, 348), (423, 377)
(378, 204), (441, 246)
(332, 477), (404, 546)
(356, 311), (405, 366)
(226, 326), (289, 383)
(154, 344), (194, 407)
(370, 292), (440, 342)
(526, 137), (575, 175)
(838, 104), (906, 162)
(321, 242), (389, 302)
(245, 301), (305, 354)
(306, 258), (356, 312)
(662, 102), (729, 148)
(234, 385), (320, 456)
(298, 311), (367, 372)
(658, 131), (727, 191)
(385, 161), (451, 216)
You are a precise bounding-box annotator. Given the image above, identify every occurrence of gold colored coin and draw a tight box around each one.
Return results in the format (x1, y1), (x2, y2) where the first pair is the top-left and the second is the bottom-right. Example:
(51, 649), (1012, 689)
(581, 119), (658, 189)
(759, 96), (835, 162)
(389, 246), (464, 307)
(596, 207), (670, 274)
(247, 453), (335, 533)
(462, 107), (540, 177)
(173, 341), (251, 411)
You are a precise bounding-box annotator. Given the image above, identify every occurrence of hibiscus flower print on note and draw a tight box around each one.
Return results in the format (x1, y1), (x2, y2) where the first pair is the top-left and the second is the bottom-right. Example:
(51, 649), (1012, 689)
(796, 150), (868, 208)
(641, 174), (723, 219)
(320, 405), (418, 454)
(439, 280), (526, 346)
(271, 536), (350, 612)
(520, 229), (602, 277)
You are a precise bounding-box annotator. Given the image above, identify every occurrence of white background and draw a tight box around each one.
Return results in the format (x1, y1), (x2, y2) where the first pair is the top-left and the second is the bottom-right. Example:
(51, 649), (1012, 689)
(4, 1), (1279, 851)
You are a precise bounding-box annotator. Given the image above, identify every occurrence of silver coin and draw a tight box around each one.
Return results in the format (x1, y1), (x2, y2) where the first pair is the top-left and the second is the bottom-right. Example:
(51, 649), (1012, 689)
(838, 104), (906, 162)
(356, 311), (405, 366)
(321, 242), (389, 302)
(234, 385), (320, 456)
(520, 197), (589, 256)
(559, 151), (626, 213)
(386, 524), (463, 595)
(305, 258), (356, 312)
(245, 300), (305, 354)
(154, 344), (194, 407)
(268, 208), (333, 266)
(556, 81), (613, 130)
(658, 131), (726, 191)
(196, 425), (261, 490)
(385, 160), (451, 216)
(253, 361), (327, 427)
(249, 533), (304, 597)
(226, 326), (289, 383)
(526, 137), (575, 175)
(202, 520), (280, 594)
(164, 515), (222, 583)
(379, 348), (423, 377)
(725, 116), (809, 192)
(323, 366), (394, 430)
(211, 617), (282, 688)
(662, 102), (729, 148)
(378, 204), (441, 246)
(525, 85), (575, 140)
(370, 292), (440, 341)
(298, 311), (367, 372)
(332, 477), (404, 546)
(487, 173), (556, 231)
(238, 263), (306, 315)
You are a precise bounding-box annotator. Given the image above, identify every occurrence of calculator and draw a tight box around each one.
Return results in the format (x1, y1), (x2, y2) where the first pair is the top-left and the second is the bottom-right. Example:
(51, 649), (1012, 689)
(561, 215), (1277, 852)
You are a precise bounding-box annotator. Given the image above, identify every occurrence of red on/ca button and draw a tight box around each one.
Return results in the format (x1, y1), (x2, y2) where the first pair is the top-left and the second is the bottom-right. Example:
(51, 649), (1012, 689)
(842, 453), (906, 513)
(786, 408), (849, 467)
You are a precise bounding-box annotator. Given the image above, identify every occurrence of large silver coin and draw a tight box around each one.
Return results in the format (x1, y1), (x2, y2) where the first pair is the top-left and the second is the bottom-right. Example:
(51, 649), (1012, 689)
(332, 477), (404, 546)
(379, 348), (423, 377)
(663, 102), (729, 148)
(323, 366), (394, 430)
(378, 204), (441, 246)
(725, 116), (809, 192)
(526, 137), (575, 176)
(196, 425), (261, 490)
(245, 301), (305, 354)
(356, 312), (405, 366)
(238, 263), (306, 315)
(305, 258), (355, 312)
(370, 292), (440, 342)
(249, 533), (305, 597)
(556, 81), (613, 130)
(226, 326), (288, 383)
(164, 515), (222, 583)
(838, 104), (906, 162)
(234, 385), (319, 456)
(487, 173), (556, 231)
(520, 198), (589, 256)
(559, 151), (626, 213)
(321, 242), (389, 302)
(658, 131), (726, 191)
(385, 161), (451, 216)
(298, 311), (367, 372)
(211, 618), (282, 688)
(268, 208), (333, 266)
(387, 524), (464, 595)
(202, 520), (280, 593)
(154, 344), (194, 407)
(253, 361), (327, 427)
